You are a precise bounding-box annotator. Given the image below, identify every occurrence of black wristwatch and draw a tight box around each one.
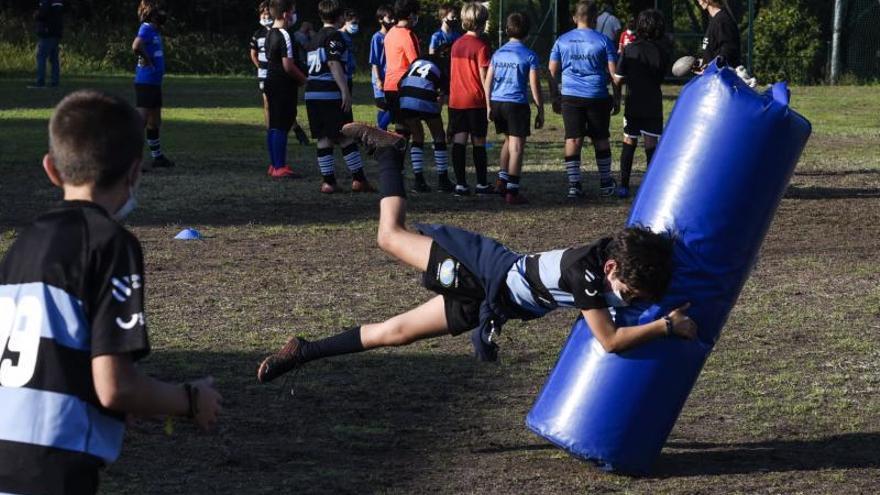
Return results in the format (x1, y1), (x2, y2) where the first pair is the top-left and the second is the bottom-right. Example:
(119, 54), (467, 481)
(663, 316), (674, 337)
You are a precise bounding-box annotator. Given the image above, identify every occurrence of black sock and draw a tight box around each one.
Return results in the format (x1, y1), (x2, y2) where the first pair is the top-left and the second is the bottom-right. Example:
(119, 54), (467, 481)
(620, 142), (637, 188)
(645, 146), (656, 168)
(473, 145), (488, 185)
(299, 326), (364, 363)
(506, 174), (520, 195)
(378, 146), (406, 198)
(452, 143), (467, 186)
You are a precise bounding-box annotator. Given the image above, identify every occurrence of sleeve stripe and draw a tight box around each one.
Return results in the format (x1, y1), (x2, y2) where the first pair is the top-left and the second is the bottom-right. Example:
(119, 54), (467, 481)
(280, 29), (294, 58)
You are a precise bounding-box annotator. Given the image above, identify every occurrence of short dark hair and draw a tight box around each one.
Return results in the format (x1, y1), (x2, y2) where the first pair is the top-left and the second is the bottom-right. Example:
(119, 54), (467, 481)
(376, 4), (394, 22)
(437, 3), (457, 19)
(343, 8), (358, 22)
(605, 226), (675, 301)
(572, 0), (598, 23)
(257, 0), (270, 15)
(636, 9), (665, 41)
(505, 12), (530, 39)
(393, 0), (420, 20)
(318, 0), (343, 23)
(269, 0), (292, 19)
(49, 90), (143, 188)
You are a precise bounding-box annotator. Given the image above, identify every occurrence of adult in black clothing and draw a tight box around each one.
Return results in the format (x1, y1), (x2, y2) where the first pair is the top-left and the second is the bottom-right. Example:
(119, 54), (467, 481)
(33, 0), (64, 87)
(698, 0), (740, 68)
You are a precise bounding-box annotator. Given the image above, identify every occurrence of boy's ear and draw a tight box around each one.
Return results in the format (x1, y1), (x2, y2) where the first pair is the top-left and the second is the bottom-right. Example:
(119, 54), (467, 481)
(42, 154), (64, 188)
(603, 259), (618, 278)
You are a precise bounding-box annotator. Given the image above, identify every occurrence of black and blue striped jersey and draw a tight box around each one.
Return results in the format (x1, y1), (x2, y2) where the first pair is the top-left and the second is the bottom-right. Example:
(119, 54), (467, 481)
(505, 238), (611, 316)
(0, 201), (150, 495)
(399, 58), (448, 115)
(304, 26), (348, 101)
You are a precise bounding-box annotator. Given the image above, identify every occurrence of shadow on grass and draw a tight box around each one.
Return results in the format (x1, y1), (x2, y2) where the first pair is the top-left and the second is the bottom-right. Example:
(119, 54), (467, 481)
(105, 350), (513, 494)
(656, 434), (880, 477)
(784, 186), (880, 199)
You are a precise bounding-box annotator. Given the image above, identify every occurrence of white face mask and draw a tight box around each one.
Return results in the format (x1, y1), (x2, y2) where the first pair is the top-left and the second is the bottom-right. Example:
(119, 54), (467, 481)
(260, 18), (273, 27)
(347, 23), (359, 34)
(603, 289), (630, 308)
(114, 186), (138, 221)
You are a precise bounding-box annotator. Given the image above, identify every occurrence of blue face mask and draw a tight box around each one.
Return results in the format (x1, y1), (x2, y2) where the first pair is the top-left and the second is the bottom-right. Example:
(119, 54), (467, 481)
(347, 23), (359, 34)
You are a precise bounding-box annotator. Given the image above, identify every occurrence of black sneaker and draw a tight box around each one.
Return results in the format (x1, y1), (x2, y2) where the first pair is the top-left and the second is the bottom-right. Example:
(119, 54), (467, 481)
(599, 178), (617, 196)
(437, 174), (455, 192)
(475, 184), (496, 195)
(151, 155), (175, 168)
(257, 336), (307, 384)
(293, 126), (310, 145)
(341, 122), (406, 151)
(412, 174), (432, 193)
(568, 183), (584, 199)
(454, 184), (471, 196)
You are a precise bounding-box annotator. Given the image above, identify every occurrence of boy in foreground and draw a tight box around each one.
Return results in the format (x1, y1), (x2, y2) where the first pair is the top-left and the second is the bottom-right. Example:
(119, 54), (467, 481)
(0, 90), (221, 495)
(257, 123), (697, 384)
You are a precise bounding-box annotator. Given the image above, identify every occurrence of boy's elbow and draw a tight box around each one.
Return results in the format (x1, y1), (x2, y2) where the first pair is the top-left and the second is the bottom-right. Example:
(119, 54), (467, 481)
(599, 339), (621, 354)
(96, 382), (134, 410)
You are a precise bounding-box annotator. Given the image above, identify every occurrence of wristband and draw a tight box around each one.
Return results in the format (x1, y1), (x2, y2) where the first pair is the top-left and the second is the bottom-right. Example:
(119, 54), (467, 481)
(663, 316), (674, 337)
(183, 383), (199, 419)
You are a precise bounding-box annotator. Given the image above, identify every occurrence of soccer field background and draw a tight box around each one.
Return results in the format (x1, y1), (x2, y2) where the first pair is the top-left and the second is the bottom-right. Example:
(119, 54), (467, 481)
(1, 76), (879, 494)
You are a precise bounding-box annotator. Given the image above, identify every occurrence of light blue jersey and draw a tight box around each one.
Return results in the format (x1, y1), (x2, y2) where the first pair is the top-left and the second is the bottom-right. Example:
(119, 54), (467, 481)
(429, 29), (460, 53)
(549, 28), (616, 98)
(134, 22), (164, 85)
(490, 40), (538, 104)
(369, 31), (386, 99)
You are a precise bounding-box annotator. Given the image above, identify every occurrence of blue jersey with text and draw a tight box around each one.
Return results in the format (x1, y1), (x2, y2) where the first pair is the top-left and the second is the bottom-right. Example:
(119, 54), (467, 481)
(490, 40), (539, 104)
(429, 29), (461, 53)
(549, 28), (617, 98)
(134, 22), (165, 85)
(369, 31), (386, 98)
(399, 58), (447, 115)
(305, 27), (348, 101)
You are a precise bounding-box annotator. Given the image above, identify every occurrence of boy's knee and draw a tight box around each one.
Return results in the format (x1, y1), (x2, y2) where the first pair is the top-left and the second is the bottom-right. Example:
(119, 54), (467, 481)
(376, 227), (402, 254)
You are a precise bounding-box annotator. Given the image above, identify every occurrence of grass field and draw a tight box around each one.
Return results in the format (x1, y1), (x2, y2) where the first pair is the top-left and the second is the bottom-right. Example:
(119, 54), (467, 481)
(1, 76), (879, 494)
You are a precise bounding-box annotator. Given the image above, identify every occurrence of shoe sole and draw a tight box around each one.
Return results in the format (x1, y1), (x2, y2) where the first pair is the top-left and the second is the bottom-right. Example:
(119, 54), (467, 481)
(257, 337), (302, 383)
(341, 122), (406, 150)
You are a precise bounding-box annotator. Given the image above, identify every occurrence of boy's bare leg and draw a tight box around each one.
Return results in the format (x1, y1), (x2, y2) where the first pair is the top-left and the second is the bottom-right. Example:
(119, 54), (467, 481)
(377, 196), (433, 271)
(360, 295), (448, 348)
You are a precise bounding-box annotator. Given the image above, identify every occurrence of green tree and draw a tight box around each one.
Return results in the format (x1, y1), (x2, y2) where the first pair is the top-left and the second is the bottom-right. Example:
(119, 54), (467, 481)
(752, 0), (822, 83)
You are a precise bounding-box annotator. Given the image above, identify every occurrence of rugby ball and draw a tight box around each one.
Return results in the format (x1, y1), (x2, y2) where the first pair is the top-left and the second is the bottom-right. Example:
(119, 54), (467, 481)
(672, 55), (697, 77)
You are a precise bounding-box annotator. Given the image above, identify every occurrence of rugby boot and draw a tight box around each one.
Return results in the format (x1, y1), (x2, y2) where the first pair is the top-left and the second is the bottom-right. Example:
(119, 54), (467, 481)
(269, 165), (301, 179)
(454, 184), (471, 196)
(599, 178), (617, 196)
(257, 336), (307, 383)
(412, 173), (431, 193)
(151, 155), (175, 168)
(567, 183), (584, 199)
(504, 192), (529, 205)
(475, 183), (496, 196)
(320, 182), (340, 194)
(494, 178), (507, 195)
(341, 122), (407, 152)
(351, 179), (377, 193)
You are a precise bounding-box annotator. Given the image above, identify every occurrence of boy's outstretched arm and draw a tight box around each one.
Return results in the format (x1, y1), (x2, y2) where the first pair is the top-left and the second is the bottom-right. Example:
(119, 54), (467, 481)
(583, 303), (697, 353)
(93, 354), (222, 431)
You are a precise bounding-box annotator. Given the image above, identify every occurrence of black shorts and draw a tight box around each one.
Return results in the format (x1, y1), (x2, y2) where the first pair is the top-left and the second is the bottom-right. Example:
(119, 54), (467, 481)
(623, 116), (663, 139)
(400, 108), (442, 123)
(561, 95), (612, 140)
(422, 242), (486, 336)
(448, 108), (488, 137)
(490, 101), (531, 137)
(375, 97), (387, 111)
(305, 99), (353, 140)
(259, 80), (266, 93)
(384, 91), (401, 123)
(134, 84), (162, 109)
(265, 81), (298, 131)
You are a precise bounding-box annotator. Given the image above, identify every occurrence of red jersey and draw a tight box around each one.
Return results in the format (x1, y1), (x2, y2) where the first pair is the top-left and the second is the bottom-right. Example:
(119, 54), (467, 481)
(449, 34), (491, 109)
(618, 29), (636, 54)
(383, 26), (420, 92)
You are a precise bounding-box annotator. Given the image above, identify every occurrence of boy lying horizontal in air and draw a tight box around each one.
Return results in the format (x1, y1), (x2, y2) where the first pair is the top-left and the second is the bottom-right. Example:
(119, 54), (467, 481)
(257, 123), (696, 383)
